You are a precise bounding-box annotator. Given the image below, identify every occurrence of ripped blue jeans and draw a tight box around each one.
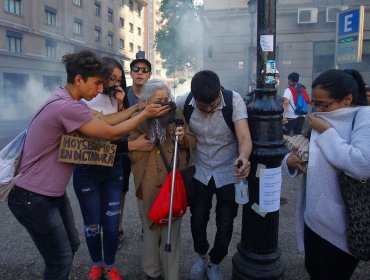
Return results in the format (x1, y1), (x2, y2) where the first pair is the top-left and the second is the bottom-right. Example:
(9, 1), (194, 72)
(73, 161), (123, 266)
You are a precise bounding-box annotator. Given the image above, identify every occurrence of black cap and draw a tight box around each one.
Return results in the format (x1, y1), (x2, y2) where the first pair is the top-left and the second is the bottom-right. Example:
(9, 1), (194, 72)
(130, 51), (151, 70)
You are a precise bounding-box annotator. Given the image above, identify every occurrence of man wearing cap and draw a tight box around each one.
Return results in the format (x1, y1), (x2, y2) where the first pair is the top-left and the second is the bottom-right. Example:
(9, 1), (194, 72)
(126, 57), (152, 106)
(283, 72), (310, 136)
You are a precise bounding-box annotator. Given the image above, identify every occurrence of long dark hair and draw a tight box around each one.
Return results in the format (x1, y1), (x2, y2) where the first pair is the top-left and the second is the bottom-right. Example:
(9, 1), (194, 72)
(101, 57), (127, 93)
(311, 69), (367, 106)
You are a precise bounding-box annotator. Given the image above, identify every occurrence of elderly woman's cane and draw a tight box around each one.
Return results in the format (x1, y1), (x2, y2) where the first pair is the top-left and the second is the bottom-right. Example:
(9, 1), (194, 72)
(164, 119), (184, 253)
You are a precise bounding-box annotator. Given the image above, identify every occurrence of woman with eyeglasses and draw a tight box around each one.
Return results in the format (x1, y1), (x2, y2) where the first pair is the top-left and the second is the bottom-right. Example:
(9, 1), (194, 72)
(284, 69), (370, 279)
(73, 57), (136, 280)
(129, 79), (196, 280)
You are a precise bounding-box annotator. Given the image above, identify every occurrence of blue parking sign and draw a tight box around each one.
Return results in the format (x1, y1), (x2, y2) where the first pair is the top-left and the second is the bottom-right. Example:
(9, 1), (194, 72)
(336, 6), (364, 64)
(338, 9), (360, 36)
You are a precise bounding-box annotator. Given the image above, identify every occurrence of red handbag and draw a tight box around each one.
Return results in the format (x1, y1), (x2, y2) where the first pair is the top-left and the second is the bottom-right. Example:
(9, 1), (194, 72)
(149, 169), (187, 226)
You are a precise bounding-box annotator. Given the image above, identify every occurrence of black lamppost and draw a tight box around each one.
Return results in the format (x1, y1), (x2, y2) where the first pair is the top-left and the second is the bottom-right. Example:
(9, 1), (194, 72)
(232, 1), (287, 279)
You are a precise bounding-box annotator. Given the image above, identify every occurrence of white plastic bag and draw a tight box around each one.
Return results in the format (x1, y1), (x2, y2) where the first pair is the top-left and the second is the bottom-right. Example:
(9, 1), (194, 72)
(235, 180), (249, 205)
(0, 130), (27, 202)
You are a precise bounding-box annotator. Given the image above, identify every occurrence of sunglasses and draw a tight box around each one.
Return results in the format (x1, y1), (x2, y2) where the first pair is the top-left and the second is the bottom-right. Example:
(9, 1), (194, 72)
(310, 99), (339, 109)
(131, 66), (151, 73)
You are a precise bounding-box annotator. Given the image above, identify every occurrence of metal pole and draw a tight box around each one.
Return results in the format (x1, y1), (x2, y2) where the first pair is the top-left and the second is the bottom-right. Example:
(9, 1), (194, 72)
(232, 1), (287, 279)
(164, 133), (179, 253)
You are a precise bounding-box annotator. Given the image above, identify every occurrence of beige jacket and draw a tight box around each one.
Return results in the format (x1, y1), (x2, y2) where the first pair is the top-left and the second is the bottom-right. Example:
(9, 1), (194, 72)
(129, 110), (196, 229)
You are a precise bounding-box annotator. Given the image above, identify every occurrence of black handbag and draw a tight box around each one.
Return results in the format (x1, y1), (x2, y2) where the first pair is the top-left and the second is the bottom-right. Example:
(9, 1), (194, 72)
(339, 172), (370, 261)
(338, 110), (370, 261)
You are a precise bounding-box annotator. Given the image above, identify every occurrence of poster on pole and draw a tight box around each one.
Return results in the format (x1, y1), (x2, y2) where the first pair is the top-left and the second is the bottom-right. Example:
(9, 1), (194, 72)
(259, 167), (282, 212)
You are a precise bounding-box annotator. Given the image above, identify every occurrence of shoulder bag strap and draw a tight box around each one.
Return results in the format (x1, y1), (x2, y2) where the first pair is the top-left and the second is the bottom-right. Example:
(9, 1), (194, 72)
(156, 142), (171, 173)
(18, 98), (63, 175)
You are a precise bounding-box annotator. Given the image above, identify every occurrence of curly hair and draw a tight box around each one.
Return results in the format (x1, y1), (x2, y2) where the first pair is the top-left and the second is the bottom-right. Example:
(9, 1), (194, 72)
(62, 49), (111, 83)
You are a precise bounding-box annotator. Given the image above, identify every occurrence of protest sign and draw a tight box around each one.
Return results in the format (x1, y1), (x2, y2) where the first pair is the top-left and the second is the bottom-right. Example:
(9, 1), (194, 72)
(58, 134), (117, 167)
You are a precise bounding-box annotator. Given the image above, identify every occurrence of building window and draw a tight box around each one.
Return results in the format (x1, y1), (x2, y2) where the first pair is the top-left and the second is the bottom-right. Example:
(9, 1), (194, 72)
(120, 39), (124, 49)
(5, 0), (21, 15)
(108, 33), (113, 46)
(313, 41), (335, 74)
(73, 19), (82, 35)
(138, 45), (141, 52)
(108, 8), (113, 23)
(45, 6), (57, 26)
(3, 73), (28, 101)
(94, 26), (101, 42)
(129, 23), (133, 33)
(94, 2), (100, 16)
(43, 75), (62, 92)
(119, 17), (124, 28)
(6, 30), (22, 53)
(46, 40), (57, 59)
(138, 5), (142, 17)
(129, 0), (133, 11)
(119, 0), (124, 6)
(129, 42), (133, 52)
(137, 27), (141, 36)
(72, 0), (82, 7)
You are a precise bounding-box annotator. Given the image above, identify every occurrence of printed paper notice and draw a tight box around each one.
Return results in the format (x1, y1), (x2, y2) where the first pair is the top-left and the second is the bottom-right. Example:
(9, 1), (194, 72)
(259, 167), (282, 212)
(260, 35), (274, 52)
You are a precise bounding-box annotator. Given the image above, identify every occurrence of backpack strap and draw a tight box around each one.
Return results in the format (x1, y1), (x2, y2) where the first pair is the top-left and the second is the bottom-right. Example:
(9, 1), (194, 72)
(183, 90), (235, 132)
(220, 89), (234, 132)
(183, 92), (194, 126)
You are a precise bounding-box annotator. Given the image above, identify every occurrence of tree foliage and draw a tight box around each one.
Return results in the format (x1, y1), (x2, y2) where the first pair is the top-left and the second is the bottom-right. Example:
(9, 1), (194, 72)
(155, 0), (203, 76)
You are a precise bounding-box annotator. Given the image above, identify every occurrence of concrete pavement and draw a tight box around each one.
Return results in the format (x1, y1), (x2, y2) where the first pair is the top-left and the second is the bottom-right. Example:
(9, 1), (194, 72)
(0, 174), (370, 279)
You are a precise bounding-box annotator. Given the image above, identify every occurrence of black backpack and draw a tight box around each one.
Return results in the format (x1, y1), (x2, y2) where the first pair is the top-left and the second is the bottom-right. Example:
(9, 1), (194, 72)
(183, 89), (235, 132)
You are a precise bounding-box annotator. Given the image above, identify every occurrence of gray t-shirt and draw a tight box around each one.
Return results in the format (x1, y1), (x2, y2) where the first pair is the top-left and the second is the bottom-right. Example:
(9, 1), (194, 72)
(176, 91), (248, 187)
(127, 87), (139, 107)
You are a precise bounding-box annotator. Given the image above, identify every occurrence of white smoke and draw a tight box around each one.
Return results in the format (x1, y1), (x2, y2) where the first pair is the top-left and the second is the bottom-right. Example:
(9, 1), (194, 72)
(0, 78), (52, 121)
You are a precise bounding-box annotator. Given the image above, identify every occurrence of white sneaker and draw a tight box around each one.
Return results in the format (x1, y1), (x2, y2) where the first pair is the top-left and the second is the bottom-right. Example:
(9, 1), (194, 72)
(190, 255), (208, 280)
(206, 264), (222, 280)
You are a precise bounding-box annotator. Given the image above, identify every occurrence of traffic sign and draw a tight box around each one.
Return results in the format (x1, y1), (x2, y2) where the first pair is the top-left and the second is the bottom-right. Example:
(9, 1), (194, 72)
(335, 6), (364, 64)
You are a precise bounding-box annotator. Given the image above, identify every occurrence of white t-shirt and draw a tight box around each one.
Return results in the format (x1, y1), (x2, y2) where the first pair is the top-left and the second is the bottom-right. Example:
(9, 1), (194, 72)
(84, 93), (118, 114)
(283, 87), (298, 119)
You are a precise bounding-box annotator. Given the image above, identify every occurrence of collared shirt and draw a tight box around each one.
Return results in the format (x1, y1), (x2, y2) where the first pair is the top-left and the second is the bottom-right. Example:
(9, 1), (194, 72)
(176, 91), (248, 188)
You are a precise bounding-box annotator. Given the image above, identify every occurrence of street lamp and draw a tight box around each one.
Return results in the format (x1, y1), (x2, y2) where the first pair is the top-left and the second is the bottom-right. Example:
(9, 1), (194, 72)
(232, 1), (287, 279)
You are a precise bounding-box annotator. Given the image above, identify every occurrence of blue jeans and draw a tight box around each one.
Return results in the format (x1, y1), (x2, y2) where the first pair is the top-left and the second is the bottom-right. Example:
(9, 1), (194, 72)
(73, 162), (123, 266)
(190, 178), (238, 264)
(8, 187), (80, 280)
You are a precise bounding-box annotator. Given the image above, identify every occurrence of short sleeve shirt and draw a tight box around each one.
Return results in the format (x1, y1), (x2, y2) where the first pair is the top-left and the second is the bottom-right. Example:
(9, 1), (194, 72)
(176, 91), (248, 187)
(16, 88), (93, 196)
(283, 87), (298, 119)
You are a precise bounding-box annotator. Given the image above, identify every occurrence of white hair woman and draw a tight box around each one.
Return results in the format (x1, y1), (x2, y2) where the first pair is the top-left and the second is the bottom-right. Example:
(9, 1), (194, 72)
(129, 79), (196, 280)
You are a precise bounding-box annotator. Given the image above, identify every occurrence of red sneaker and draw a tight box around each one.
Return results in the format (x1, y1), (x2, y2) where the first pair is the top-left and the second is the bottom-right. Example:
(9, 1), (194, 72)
(103, 268), (122, 280)
(87, 265), (103, 280)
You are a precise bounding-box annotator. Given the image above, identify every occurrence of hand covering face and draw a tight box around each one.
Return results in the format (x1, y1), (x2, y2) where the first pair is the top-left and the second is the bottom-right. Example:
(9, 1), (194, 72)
(147, 101), (177, 144)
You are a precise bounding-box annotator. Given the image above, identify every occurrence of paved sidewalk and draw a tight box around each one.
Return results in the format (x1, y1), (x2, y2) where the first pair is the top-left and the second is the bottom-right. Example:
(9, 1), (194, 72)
(0, 174), (369, 279)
